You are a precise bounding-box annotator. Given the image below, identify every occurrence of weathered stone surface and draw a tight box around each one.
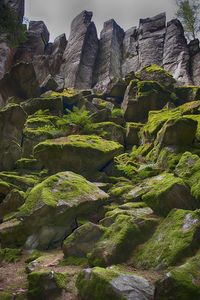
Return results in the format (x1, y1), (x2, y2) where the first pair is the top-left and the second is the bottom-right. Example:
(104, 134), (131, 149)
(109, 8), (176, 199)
(61, 11), (98, 89)
(122, 27), (139, 76)
(7, 0), (25, 22)
(34, 135), (123, 177)
(121, 80), (170, 122)
(133, 209), (200, 269)
(125, 122), (143, 149)
(76, 267), (155, 300)
(163, 19), (191, 85)
(138, 13), (166, 68)
(0, 40), (13, 80)
(0, 189), (25, 219)
(18, 171), (109, 249)
(189, 39), (200, 86)
(94, 19), (124, 92)
(48, 33), (67, 75)
(0, 63), (40, 105)
(155, 251), (200, 299)
(0, 104), (27, 170)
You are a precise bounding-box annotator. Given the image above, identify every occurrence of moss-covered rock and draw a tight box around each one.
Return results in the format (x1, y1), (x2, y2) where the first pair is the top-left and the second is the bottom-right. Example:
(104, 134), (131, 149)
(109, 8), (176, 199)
(133, 209), (200, 269)
(0, 189), (25, 219)
(175, 86), (200, 105)
(18, 171), (108, 249)
(91, 122), (125, 145)
(142, 173), (198, 216)
(34, 135), (124, 177)
(0, 218), (27, 248)
(138, 65), (176, 88)
(155, 251), (200, 300)
(0, 172), (38, 191)
(121, 79), (172, 122)
(76, 267), (155, 300)
(125, 122), (143, 149)
(0, 104), (27, 171)
(27, 270), (69, 300)
(63, 222), (105, 258)
(88, 213), (159, 267)
(21, 97), (63, 116)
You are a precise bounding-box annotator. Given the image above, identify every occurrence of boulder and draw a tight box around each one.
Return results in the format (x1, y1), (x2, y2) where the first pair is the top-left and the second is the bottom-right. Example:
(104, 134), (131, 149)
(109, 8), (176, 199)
(92, 122), (125, 145)
(125, 122), (143, 149)
(0, 189), (25, 219)
(121, 80), (170, 122)
(0, 63), (40, 104)
(155, 251), (200, 300)
(142, 173), (198, 216)
(28, 271), (68, 300)
(63, 222), (105, 258)
(18, 171), (109, 249)
(138, 65), (176, 88)
(138, 13), (166, 68)
(76, 267), (155, 300)
(0, 104), (27, 170)
(133, 208), (200, 269)
(163, 19), (191, 85)
(94, 19), (124, 92)
(155, 117), (197, 148)
(34, 135), (123, 177)
(61, 11), (98, 89)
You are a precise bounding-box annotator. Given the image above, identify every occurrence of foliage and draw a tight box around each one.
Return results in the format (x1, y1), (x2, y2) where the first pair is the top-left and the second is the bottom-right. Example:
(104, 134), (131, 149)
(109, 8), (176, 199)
(175, 0), (200, 40)
(0, 1), (27, 47)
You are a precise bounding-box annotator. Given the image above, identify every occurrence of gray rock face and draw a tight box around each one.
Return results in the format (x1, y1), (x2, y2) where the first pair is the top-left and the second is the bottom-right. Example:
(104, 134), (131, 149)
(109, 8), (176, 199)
(0, 63), (40, 105)
(61, 11), (98, 89)
(94, 19), (124, 92)
(7, 0), (25, 22)
(138, 13), (166, 68)
(122, 27), (139, 76)
(189, 39), (200, 86)
(0, 104), (27, 171)
(0, 40), (13, 80)
(163, 19), (191, 85)
(49, 33), (67, 75)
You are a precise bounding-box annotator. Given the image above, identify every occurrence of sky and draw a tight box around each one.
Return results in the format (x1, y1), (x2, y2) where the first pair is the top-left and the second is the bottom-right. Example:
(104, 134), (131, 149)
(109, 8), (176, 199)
(25, 0), (177, 42)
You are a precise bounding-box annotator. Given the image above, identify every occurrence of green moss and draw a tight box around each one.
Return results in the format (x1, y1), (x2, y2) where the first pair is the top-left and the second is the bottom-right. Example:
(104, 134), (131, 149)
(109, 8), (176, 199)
(19, 172), (97, 216)
(25, 250), (42, 263)
(0, 292), (12, 300)
(156, 147), (183, 171)
(28, 271), (69, 299)
(0, 248), (22, 263)
(133, 209), (200, 269)
(59, 256), (88, 267)
(76, 267), (125, 300)
(0, 172), (38, 191)
(111, 108), (124, 118)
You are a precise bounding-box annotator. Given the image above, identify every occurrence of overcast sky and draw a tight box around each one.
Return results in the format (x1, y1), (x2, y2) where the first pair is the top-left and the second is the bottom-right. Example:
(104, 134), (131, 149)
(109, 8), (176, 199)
(25, 0), (177, 42)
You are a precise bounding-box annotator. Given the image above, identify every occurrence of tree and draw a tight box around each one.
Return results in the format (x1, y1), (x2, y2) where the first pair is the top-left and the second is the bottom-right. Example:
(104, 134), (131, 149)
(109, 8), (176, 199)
(175, 0), (200, 40)
(0, 1), (27, 47)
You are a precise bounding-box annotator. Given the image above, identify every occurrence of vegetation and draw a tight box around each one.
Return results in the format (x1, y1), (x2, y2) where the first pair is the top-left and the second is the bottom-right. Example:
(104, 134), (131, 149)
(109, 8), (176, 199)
(0, 1), (26, 47)
(175, 0), (200, 40)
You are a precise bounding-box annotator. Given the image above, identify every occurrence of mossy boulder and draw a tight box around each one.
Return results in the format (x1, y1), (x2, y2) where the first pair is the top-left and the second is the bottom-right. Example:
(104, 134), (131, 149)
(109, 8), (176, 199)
(88, 213), (159, 267)
(18, 171), (109, 249)
(175, 152), (200, 201)
(92, 122), (125, 145)
(27, 270), (69, 300)
(0, 189), (25, 219)
(121, 79), (171, 122)
(133, 209), (200, 269)
(0, 104), (27, 171)
(138, 65), (176, 88)
(21, 97), (63, 116)
(34, 135), (124, 177)
(142, 173), (198, 216)
(63, 222), (105, 258)
(125, 122), (143, 149)
(155, 251), (200, 300)
(175, 86), (200, 105)
(155, 117), (197, 148)
(0, 219), (26, 248)
(0, 172), (38, 191)
(76, 267), (155, 300)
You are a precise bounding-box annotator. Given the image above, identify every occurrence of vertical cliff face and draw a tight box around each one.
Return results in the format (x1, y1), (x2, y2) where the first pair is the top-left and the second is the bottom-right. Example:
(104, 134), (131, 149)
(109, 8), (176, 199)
(94, 19), (124, 91)
(1, 5), (200, 103)
(163, 19), (191, 84)
(61, 11), (98, 89)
